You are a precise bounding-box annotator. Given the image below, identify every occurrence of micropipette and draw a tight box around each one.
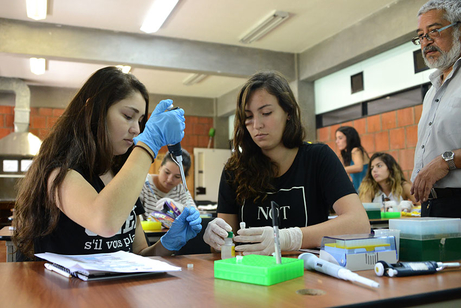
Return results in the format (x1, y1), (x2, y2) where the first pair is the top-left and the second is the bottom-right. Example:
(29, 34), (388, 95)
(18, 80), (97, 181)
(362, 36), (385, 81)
(271, 201), (282, 264)
(299, 253), (380, 289)
(166, 106), (190, 208)
(375, 260), (461, 277)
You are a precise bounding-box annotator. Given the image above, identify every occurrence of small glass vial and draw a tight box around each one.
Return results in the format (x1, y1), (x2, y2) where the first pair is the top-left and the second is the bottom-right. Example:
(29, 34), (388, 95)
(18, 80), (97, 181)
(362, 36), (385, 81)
(221, 231), (235, 259)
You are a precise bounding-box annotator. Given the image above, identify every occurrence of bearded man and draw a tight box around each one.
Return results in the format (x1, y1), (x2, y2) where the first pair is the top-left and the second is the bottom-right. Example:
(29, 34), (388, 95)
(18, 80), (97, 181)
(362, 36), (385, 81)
(410, 0), (461, 217)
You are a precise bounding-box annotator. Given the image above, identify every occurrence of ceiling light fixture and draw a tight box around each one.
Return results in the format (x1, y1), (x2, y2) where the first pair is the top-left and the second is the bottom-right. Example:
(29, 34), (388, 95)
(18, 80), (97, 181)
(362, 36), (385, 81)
(30, 57), (46, 75)
(239, 10), (289, 44)
(116, 65), (132, 74)
(140, 0), (179, 33)
(183, 73), (207, 86)
(26, 0), (48, 21)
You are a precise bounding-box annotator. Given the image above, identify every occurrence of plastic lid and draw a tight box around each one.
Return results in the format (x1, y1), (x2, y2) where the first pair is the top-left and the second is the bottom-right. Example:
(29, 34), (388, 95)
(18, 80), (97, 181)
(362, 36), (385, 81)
(227, 231), (233, 238)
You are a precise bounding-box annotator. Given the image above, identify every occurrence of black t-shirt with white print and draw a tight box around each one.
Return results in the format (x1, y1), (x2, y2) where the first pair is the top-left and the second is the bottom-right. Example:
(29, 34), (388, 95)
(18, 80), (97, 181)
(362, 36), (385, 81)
(217, 143), (356, 228)
(34, 167), (145, 255)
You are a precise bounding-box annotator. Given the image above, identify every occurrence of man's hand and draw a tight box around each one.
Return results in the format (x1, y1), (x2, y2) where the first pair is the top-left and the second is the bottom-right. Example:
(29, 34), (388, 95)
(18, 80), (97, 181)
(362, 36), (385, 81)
(411, 156), (449, 202)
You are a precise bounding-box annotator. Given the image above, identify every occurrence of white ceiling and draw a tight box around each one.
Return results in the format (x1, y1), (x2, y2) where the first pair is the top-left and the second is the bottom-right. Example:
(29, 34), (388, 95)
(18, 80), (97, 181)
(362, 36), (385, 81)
(0, 0), (398, 98)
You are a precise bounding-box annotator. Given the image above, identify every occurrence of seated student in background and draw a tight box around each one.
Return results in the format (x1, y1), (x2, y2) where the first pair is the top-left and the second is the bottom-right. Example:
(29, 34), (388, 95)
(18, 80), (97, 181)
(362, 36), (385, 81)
(359, 152), (418, 205)
(13, 66), (201, 260)
(203, 71), (370, 255)
(335, 126), (370, 192)
(139, 149), (197, 220)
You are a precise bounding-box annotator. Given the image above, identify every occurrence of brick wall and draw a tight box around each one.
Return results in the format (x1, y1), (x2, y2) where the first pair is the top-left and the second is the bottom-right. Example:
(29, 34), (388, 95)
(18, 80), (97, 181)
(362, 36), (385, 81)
(0, 106), (214, 154)
(316, 104), (423, 181)
(0, 106), (14, 139)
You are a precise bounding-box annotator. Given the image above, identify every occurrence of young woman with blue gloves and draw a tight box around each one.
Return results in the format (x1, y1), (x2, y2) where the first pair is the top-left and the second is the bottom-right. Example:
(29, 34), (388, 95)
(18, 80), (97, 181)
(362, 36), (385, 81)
(13, 67), (201, 259)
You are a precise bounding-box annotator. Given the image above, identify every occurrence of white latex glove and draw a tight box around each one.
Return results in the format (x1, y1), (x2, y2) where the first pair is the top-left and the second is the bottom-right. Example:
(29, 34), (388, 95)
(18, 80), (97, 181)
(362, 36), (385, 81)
(203, 218), (232, 251)
(234, 226), (303, 255)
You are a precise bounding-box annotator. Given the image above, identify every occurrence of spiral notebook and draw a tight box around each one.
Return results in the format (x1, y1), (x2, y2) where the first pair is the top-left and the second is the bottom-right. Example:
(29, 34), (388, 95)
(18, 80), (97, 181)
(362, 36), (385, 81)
(35, 251), (181, 281)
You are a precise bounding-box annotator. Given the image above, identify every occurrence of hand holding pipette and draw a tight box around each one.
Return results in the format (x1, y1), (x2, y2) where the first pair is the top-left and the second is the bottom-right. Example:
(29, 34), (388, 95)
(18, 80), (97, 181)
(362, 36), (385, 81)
(133, 99), (185, 159)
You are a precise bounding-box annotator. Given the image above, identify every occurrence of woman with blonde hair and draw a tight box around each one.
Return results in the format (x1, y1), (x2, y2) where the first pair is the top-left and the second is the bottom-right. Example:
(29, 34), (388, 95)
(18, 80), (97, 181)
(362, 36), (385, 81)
(359, 152), (417, 205)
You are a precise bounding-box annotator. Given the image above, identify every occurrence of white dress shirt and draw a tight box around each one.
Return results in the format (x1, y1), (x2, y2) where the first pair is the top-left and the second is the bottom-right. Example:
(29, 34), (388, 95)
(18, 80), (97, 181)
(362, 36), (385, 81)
(411, 57), (461, 188)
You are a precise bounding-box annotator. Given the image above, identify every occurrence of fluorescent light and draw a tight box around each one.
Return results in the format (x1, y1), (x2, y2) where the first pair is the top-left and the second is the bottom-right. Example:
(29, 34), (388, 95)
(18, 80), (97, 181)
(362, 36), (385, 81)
(183, 73), (207, 86)
(116, 65), (132, 74)
(239, 10), (289, 44)
(140, 0), (179, 33)
(30, 58), (46, 75)
(26, 0), (47, 20)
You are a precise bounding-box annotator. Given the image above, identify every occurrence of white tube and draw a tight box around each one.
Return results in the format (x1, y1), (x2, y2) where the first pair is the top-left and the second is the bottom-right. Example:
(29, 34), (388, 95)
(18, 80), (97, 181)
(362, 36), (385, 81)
(339, 270), (380, 288)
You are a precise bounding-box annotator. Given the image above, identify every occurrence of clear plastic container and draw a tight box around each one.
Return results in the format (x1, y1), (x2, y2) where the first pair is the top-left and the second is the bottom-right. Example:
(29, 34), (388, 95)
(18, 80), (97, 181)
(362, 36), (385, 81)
(221, 231), (235, 259)
(389, 218), (461, 240)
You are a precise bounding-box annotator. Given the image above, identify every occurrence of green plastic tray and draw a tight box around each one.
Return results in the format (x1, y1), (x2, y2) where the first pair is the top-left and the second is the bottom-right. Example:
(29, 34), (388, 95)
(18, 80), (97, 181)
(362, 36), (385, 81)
(381, 212), (401, 219)
(399, 237), (461, 261)
(214, 254), (304, 286)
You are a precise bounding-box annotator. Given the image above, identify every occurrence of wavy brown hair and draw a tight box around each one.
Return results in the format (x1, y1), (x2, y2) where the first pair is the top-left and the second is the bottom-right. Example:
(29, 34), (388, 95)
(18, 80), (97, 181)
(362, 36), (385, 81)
(13, 66), (149, 258)
(359, 152), (406, 201)
(226, 71), (305, 204)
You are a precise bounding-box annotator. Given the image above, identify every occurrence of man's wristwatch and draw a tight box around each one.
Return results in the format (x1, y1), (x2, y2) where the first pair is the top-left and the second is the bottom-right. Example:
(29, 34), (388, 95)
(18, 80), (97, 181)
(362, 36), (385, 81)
(442, 151), (457, 170)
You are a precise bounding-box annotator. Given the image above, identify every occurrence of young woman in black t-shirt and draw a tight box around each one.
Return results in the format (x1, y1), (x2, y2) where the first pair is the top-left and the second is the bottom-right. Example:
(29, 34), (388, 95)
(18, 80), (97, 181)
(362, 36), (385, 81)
(203, 71), (370, 255)
(14, 67), (201, 259)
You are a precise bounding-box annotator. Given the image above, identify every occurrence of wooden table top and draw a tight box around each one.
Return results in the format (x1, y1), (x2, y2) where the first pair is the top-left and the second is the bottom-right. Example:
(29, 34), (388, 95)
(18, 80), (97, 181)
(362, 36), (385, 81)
(0, 253), (460, 307)
(0, 226), (12, 239)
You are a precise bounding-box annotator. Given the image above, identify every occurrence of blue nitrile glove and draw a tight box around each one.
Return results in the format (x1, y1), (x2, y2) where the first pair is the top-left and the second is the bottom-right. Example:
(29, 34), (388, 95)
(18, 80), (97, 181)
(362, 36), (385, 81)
(160, 207), (202, 251)
(133, 99), (185, 158)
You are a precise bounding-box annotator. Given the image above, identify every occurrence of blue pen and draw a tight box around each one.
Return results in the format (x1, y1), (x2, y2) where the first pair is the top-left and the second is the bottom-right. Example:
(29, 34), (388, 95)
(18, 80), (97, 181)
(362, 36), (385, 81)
(271, 201), (282, 264)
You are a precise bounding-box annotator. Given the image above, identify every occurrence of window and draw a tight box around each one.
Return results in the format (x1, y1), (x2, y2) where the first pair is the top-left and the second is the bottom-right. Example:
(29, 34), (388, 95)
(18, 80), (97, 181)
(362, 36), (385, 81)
(319, 104), (363, 127)
(413, 49), (429, 74)
(351, 72), (364, 94)
(316, 85), (425, 128)
(367, 86), (422, 116)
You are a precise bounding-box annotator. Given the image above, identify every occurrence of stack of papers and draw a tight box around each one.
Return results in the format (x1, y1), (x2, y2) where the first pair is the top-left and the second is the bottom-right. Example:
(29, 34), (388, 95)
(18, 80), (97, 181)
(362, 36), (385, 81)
(35, 251), (181, 281)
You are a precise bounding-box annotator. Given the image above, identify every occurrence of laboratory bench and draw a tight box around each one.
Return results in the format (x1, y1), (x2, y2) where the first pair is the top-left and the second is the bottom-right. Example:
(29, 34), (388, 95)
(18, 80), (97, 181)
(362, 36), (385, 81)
(0, 252), (460, 307)
(0, 226), (14, 262)
(0, 226), (169, 262)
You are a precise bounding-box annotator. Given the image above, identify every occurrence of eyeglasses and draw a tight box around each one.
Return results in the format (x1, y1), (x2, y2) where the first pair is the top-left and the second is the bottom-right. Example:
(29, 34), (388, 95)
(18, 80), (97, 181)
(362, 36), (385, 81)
(412, 22), (460, 45)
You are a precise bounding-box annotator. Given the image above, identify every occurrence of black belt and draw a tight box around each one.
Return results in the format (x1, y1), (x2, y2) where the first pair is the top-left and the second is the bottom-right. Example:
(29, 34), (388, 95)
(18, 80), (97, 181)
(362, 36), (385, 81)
(429, 188), (461, 199)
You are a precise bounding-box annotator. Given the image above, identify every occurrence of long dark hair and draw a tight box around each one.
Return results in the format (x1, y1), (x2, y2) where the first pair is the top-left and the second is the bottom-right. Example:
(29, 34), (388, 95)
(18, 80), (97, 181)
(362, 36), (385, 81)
(13, 66), (149, 258)
(359, 152), (406, 201)
(336, 126), (367, 166)
(226, 71), (305, 204)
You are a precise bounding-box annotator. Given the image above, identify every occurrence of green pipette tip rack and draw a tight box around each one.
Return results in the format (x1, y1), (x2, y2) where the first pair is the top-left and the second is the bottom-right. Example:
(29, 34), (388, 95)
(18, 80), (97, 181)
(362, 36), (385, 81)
(214, 254), (304, 286)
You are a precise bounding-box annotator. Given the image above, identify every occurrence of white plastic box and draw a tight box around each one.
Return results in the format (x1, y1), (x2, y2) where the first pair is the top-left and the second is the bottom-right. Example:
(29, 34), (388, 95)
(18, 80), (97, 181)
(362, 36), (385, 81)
(389, 218), (461, 240)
